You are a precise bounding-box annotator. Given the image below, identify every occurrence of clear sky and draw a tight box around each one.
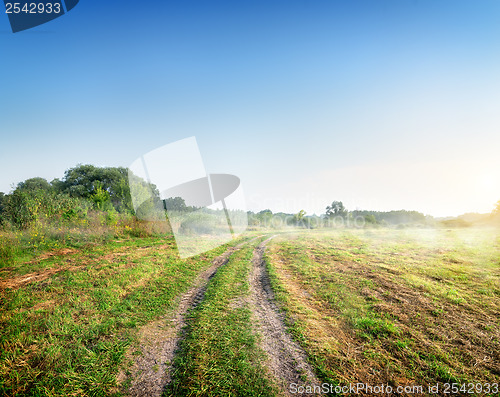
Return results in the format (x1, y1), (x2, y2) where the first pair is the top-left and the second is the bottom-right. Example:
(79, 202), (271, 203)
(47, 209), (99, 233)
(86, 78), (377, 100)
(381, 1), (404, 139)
(1, 0), (499, 217)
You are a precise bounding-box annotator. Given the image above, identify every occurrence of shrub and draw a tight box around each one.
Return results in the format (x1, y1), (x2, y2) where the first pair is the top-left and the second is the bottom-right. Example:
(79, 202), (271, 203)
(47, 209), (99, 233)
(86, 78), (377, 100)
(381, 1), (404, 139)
(440, 219), (471, 228)
(179, 212), (222, 234)
(90, 181), (113, 211)
(2, 188), (91, 230)
(3, 190), (35, 229)
(0, 236), (15, 267)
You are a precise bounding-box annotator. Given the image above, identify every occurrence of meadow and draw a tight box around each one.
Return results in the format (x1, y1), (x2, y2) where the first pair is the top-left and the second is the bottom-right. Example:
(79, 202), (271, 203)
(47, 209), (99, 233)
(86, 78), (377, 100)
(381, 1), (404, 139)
(265, 228), (500, 394)
(0, 178), (499, 397)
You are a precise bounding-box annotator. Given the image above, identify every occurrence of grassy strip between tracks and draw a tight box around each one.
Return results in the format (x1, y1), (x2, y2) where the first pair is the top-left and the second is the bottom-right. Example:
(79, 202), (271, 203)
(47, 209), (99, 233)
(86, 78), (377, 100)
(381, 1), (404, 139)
(165, 237), (280, 397)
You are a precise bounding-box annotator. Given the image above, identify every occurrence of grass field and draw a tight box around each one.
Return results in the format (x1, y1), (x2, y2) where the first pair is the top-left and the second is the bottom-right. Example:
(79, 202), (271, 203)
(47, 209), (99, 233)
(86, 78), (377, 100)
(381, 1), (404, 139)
(0, 234), (246, 396)
(265, 228), (500, 394)
(1, 227), (499, 396)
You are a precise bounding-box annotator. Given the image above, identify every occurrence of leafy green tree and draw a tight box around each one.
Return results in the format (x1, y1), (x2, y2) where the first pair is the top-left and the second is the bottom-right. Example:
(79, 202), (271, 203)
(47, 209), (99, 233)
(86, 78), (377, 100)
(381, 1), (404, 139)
(364, 214), (377, 224)
(292, 209), (307, 227)
(128, 171), (164, 220)
(163, 197), (197, 212)
(326, 201), (347, 218)
(50, 178), (65, 192)
(16, 177), (53, 192)
(295, 209), (306, 221)
(255, 209), (273, 226)
(350, 209), (426, 225)
(59, 164), (133, 212)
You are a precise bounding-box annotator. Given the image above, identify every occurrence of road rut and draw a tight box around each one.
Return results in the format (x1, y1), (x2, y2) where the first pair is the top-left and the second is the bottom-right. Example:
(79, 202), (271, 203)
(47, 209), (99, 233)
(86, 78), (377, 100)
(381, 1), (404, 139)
(247, 237), (320, 395)
(121, 238), (257, 397)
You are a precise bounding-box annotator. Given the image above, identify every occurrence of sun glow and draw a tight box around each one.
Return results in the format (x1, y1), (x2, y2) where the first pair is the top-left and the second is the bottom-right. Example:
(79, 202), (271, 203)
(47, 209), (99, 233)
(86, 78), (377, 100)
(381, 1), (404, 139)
(477, 173), (498, 191)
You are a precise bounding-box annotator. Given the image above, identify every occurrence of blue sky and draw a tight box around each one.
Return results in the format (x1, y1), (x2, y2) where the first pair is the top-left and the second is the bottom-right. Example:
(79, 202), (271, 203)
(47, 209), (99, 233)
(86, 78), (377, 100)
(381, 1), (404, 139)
(1, 0), (499, 216)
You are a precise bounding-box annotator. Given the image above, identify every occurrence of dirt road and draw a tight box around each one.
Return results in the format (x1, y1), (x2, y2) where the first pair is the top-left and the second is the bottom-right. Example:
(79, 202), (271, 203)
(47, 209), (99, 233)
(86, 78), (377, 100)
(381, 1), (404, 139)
(122, 238), (258, 397)
(247, 237), (320, 395)
(122, 235), (319, 396)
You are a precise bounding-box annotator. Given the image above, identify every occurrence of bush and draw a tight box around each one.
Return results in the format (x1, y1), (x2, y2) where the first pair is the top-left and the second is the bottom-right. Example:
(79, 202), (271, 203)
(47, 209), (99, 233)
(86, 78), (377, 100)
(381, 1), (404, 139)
(90, 181), (113, 211)
(0, 236), (15, 267)
(3, 190), (35, 229)
(364, 214), (377, 224)
(2, 189), (90, 230)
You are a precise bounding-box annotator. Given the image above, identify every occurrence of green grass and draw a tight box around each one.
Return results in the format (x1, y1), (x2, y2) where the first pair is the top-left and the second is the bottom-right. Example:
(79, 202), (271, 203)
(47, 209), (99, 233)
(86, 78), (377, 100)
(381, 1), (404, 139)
(0, 211), (172, 270)
(0, 235), (244, 396)
(165, 238), (279, 397)
(2, 225), (499, 396)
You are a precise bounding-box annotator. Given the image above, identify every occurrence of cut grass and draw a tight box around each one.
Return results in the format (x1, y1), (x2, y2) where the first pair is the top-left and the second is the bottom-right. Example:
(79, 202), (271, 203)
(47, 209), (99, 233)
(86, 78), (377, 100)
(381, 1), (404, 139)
(165, 237), (279, 397)
(265, 228), (500, 390)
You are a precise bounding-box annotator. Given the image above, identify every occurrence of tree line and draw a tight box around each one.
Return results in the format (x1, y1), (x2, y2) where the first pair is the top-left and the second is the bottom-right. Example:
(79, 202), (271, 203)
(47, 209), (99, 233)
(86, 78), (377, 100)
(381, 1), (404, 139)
(2, 164), (499, 231)
(0, 164), (136, 229)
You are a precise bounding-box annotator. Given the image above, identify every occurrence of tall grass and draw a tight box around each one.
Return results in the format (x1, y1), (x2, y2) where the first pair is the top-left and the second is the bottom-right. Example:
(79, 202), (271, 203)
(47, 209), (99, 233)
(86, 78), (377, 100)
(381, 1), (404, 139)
(0, 189), (171, 268)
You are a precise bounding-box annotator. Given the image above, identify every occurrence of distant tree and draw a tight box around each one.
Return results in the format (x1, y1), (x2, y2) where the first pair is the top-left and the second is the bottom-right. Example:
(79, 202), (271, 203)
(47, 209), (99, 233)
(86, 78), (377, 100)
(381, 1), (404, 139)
(257, 209), (273, 220)
(296, 210), (306, 221)
(59, 164), (133, 212)
(494, 200), (500, 215)
(350, 209), (426, 225)
(50, 178), (65, 192)
(326, 201), (347, 218)
(293, 209), (306, 226)
(162, 197), (197, 212)
(364, 214), (377, 224)
(128, 171), (164, 220)
(256, 209), (273, 225)
(16, 177), (53, 192)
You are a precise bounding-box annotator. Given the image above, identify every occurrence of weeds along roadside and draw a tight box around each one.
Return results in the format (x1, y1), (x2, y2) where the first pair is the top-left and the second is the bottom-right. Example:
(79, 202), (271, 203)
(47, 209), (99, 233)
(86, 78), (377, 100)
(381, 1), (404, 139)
(0, 207), (172, 269)
(0, 176), (174, 268)
(165, 236), (280, 397)
(0, 236), (245, 397)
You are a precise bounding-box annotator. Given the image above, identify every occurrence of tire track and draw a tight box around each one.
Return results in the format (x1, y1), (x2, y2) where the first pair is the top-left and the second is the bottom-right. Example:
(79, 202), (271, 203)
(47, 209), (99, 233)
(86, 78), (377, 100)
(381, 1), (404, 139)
(121, 237), (260, 397)
(247, 237), (320, 396)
